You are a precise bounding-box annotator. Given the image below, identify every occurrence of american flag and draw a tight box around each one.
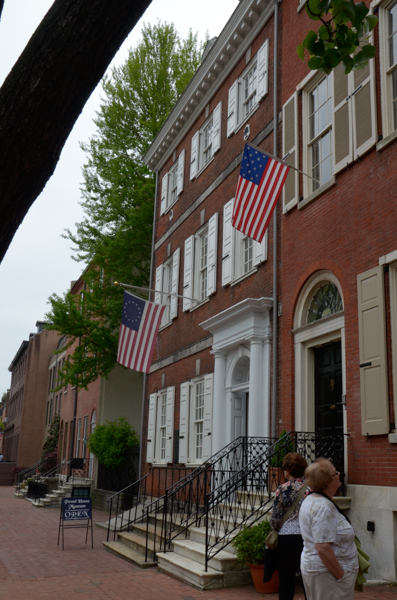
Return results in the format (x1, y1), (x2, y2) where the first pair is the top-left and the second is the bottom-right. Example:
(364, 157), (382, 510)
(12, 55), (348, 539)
(117, 292), (165, 373)
(232, 144), (290, 242)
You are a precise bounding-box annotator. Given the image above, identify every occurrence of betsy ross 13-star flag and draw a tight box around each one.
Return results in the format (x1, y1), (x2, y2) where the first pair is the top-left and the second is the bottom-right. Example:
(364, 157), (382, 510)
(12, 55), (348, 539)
(117, 292), (165, 373)
(232, 144), (290, 243)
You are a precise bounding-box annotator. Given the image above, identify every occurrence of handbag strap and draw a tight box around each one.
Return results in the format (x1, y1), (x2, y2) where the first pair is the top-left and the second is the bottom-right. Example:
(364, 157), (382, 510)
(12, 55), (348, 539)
(309, 490), (351, 524)
(278, 482), (308, 529)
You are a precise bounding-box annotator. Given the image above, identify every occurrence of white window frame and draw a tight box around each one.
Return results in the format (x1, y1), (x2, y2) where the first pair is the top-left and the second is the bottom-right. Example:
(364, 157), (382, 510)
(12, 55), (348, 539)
(160, 150), (185, 215)
(190, 102), (221, 180)
(222, 199), (267, 286)
(147, 387), (175, 465)
(388, 260), (397, 432)
(302, 73), (334, 198)
(76, 418), (81, 458)
(155, 248), (180, 327)
(183, 214), (218, 311)
(227, 40), (269, 137)
(379, 0), (397, 140)
(179, 375), (213, 465)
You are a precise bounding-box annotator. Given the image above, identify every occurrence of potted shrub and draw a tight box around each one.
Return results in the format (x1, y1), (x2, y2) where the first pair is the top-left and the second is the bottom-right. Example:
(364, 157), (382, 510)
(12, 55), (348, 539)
(232, 520), (279, 594)
(268, 430), (294, 492)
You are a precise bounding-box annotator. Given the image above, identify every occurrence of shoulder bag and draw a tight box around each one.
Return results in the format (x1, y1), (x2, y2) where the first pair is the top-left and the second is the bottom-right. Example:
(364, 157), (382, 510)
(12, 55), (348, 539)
(265, 482), (307, 549)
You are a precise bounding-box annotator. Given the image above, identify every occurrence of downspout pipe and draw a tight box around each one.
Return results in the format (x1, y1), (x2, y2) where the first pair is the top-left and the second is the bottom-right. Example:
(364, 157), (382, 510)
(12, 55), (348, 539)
(272, 0), (279, 439)
(138, 169), (158, 478)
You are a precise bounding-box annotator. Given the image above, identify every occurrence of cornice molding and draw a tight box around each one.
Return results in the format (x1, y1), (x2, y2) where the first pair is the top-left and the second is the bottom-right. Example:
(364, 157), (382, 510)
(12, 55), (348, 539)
(142, 0), (274, 172)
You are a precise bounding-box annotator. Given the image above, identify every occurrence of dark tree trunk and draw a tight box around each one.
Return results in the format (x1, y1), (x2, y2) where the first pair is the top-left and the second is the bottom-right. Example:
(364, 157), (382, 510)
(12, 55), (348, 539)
(0, 0), (152, 263)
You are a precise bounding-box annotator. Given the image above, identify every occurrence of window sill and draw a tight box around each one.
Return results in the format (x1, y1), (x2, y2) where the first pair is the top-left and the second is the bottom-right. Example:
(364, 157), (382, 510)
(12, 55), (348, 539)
(229, 267), (258, 287)
(231, 99), (263, 137)
(376, 129), (397, 153)
(298, 176), (337, 210)
(151, 463), (168, 467)
(297, 0), (307, 12)
(189, 297), (210, 312)
(388, 433), (397, 444)
(159, 319), (174, 332)
(162, 196), (179, 217)
(194, 155), (215, 180)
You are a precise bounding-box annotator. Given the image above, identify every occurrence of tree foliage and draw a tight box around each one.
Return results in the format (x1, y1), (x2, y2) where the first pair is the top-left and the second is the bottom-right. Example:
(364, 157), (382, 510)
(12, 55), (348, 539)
(88, 416), (139, 468)
(39, 413), (60, 472)
(46, 22), (204, 389)
(297, 0), (378, 74)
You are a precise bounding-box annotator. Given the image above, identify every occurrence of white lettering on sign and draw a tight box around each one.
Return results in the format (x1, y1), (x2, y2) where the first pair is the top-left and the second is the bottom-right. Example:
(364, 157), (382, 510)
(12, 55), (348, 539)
(65, 510), (90, 518)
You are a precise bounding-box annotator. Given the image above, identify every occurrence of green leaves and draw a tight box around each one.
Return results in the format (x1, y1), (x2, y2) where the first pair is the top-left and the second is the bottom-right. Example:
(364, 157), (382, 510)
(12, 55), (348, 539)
(299, 0), (378, 74)
(46, 23), (204, 388)
(88, 416), (139, 469)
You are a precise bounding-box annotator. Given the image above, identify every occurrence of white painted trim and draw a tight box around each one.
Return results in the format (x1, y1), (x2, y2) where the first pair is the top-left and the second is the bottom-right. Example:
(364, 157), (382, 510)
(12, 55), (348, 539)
(379, 248), (397, 265)
(389, 262), (397, 433)
(293, 270), (345, 330)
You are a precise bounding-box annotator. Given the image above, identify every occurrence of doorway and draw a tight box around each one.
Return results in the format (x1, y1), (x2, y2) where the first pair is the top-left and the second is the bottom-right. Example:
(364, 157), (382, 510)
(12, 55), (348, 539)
(314, 342), (343, 436)
(231, 392), (248, 439)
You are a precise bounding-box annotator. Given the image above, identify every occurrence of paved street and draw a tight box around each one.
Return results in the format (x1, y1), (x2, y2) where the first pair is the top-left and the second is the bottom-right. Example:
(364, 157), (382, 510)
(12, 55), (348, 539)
(0, 486), (394, 600)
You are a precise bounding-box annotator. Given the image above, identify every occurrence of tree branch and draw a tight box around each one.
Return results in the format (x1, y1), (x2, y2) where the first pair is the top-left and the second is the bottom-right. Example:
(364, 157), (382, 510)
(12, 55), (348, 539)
(0, 0), (152, 264)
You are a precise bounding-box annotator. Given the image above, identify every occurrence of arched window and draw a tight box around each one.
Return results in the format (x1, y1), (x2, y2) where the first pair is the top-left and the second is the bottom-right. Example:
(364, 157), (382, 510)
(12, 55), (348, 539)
(307, 282), (343, 323)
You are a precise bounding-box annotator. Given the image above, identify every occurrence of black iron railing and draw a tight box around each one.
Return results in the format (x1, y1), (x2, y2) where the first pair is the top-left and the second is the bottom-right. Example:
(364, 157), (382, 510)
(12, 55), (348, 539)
(18, 458), (93, 487)
(106, 466), (195, 547)
(201, 431), (346, 570)
(105, 431), (345, 568)
(16, 460), (42, 485)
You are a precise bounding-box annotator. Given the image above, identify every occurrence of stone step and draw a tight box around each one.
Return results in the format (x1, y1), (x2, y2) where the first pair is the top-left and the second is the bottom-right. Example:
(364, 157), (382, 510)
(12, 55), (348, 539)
(131, 521), (166, 545)
(116, 530), (163, 560)
(188, 526), (235, 552)
(157, 551), (224, 590)
(103, 541), (157, 568)
(172, 538), (240, 572)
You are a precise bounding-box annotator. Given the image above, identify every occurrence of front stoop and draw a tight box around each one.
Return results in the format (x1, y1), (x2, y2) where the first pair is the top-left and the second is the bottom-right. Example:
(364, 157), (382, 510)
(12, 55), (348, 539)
(157, 553), (225, 590)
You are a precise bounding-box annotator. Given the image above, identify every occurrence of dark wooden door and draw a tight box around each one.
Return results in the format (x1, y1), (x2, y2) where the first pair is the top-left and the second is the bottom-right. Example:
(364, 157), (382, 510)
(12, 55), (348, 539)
(314, 342), (343, 435)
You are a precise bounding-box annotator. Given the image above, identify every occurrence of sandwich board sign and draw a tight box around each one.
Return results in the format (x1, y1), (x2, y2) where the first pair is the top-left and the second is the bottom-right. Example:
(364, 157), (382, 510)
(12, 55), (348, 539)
(58, 497), (93, 550)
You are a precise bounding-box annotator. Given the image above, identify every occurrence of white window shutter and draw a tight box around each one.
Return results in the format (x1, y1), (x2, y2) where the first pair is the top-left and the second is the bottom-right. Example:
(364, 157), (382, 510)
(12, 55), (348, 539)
(147, 393), (157, 463)
(160, 173), (168, 215)
(190, 132), (199, 180)
(165, 386), (175, 463)
(179, 382), (189, 464)
(253, 231), (267, 266)
(202, 374), (213, 461)
(351, 57), (377, 159)
(222, 199), (234, 285)
(170, 248), (180, 320)
(357, 266), (389, 436)
(227, 81), (238, 137)
(257, 40), (269, 100)
(333, 63), (353, 174)
(282, 93), (299, 212)
(212, 102), (222, 154)
(155, 264), (163, 305)
(183, 236), (194, 311)
(207, 213), (218, 297)
(177, 150), (185, 196)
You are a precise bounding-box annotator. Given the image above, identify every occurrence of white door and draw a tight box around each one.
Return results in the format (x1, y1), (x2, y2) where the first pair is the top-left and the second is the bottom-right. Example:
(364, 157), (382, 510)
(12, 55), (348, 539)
(232, 393), (247, 439)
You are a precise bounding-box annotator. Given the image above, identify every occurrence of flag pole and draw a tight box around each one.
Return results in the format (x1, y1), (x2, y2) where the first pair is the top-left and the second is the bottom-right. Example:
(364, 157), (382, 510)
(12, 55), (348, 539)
(114, 281), (200, 305)
(247, 143), (322, 185)
(272, 0), (278, 440)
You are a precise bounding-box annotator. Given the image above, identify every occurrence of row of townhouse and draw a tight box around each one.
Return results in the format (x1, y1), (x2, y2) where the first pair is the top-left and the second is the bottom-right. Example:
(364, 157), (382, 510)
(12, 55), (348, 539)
(140, 0), (397, 581)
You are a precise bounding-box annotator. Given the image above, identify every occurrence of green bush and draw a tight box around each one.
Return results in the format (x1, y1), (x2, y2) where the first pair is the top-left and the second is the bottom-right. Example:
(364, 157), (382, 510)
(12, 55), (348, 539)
(232, 520), (272, 566)
(88, 416), (139, 469)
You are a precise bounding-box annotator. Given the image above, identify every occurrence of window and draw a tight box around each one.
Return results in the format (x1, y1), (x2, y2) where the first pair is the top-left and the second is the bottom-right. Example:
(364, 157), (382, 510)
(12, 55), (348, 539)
(380, 2), (397, 138)
(147, 387), (175, 464)
(160, 150), (185, 214)
(63, 422), (69, 460)
(155, 249), (180, 327)
(308, 75), (333, 192)
(222, 199), (267, 286)
(183, 214), (218, 310)
(82, 416), (88, 458)
(190, 103), (222, 179)
(227, 41), (269, 136)
(179, 374), (213, 465)
(76, 418), (82, 457)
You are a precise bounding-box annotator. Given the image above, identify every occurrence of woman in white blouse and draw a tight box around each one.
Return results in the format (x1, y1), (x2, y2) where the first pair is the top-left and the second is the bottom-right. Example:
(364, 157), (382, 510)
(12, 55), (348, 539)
(299, 458), (358, 600)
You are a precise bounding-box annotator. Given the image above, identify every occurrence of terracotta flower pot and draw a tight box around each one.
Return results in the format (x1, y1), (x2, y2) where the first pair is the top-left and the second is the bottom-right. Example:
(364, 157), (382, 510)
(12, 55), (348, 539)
(249, 564), (280, 594)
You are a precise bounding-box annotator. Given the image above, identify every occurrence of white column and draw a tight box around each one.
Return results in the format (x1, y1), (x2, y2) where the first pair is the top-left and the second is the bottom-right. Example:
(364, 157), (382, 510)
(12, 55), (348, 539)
(248, 337), (263, 437)
(212, 350), (227, 454)
(262, 326), (272, 438)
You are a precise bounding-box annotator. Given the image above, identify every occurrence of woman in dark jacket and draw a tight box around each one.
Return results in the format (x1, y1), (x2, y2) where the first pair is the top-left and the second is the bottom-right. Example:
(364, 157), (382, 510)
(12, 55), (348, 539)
(269, 452), (309, 600)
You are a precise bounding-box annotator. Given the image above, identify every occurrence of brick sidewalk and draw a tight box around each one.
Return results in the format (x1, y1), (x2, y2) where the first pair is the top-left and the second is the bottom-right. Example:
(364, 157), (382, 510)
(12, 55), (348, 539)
(0, 486), (394, 599)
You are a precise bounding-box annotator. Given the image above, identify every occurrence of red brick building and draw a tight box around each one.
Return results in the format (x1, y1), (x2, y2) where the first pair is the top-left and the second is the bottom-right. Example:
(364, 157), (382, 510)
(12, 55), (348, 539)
(4, 322), (59, 467)
(141, 0), (397, 581)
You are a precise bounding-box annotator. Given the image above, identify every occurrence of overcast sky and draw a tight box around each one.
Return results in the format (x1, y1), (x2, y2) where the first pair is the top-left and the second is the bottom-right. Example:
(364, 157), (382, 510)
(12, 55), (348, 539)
(0, 0), (239, 393)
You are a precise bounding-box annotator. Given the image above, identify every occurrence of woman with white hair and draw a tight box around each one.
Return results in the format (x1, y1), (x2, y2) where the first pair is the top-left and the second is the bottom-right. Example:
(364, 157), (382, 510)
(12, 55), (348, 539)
(299, 458), (358, 600)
